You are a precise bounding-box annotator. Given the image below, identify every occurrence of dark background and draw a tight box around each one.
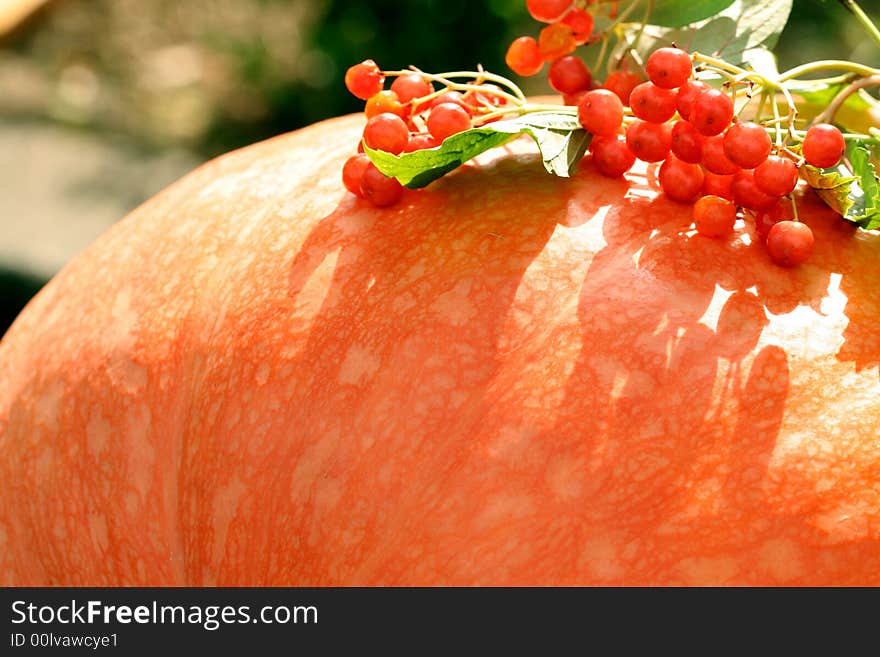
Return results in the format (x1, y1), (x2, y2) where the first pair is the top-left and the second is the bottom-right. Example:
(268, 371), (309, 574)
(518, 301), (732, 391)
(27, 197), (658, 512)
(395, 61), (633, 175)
(0, 0), (877, 336)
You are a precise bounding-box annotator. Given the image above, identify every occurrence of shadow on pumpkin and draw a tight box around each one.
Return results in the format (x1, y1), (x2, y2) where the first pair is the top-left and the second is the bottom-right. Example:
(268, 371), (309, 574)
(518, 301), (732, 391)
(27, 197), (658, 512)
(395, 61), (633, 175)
(541, 164), (878, 583)
(273, 152), (877, 584)
(269, 153), (581, 582)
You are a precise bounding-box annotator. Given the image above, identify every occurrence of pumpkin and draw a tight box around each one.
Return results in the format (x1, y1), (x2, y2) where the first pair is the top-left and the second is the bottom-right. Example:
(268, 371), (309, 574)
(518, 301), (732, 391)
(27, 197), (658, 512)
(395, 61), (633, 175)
(1, 110), (879, 586)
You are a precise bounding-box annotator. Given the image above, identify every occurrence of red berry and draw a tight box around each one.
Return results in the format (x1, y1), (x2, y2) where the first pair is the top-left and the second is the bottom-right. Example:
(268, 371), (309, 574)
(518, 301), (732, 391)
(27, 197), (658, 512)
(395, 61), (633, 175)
(548, 55), (592, 95)
(670, 120), (704, 163)
(646, 47), (692, 89)
(538, 22), (577, 61)
(562, 8), (594, 44)
(590, 135), (636, 178)
(802, 123), (845, 169)
(427, 102), (472, 143)
(578, 89), (624, 136)
(365, 90), (407, 120)
(766, 221), (814, 267)
(676, 80), (711, 121)
(702, 172), (734, 200)
(404, 133), (439, 152)
(693, 195), (737, 238)
(754, 198), (787, 240)
(362, 112), (410, 155)
(342, 153), (371, 197)
(345, 60), (384, 100)
(464, 84), (508, 112)
(390, 74), (434, 104)
(723, 121), (771, 169)
(625, 119), (672, 162)
(360, 163), (404, 207)
(731, 169), (778, 211)
(563, 89), (589, 107)
(603, 70), (643, 106)
(701, 134), (740, 175)
(690, 88), (734, 136)
(506, 37), (544, 76)
(430, 91), (471, 113)
(754, 155), (799, 197)
(659, 154), (705, 202)
(629, 82), (678, 123)
(526, 0), (572, 22)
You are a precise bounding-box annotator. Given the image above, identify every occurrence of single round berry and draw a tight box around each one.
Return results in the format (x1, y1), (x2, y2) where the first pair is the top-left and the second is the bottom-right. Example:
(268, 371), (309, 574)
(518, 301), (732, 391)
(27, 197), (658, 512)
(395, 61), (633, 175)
(430, 90), (471, 113)
(731, 169), (778, 211)
(578, 89), (624, 136)
(702, 172), (735, 200)
(659, 155), (705, 202)
(506, 36), (544, 76)
(342, 153), (371, 197)
(563, 89), (589, 107)
(427, 102), (472, 143)
(670, 120), (704, 163)
(690, 88), (734, 136)
(701, 134), (740, 175)
(590, 135), (636, 178)
(404, 133), (439, 152)
(693, 195), (737, 238)
(603, 70), (643, 106)
(754, 155), (799, 197)
(754, 198), (787, 240)
(676, 80), (711, 121)
(464, 84), (508, 112)
(538, 22), (577, 61)
(360, 163), (404, 207)
(365, 90), (407, 120)
(562, 8), (594, 44)
(363, 112), (410, 154)
(723, 121), (772, 169)
(626, 119), (672, 162)
(390, 74), (434, 104)
(766, 221), (814, 267)
(629, 82), (678, 123)
(646, 47), (692, 89)
(526, 0), (572, 22)
(549, 55), (592, 95)
(802, 123), (846, 169)
(345, 60), (384, 100)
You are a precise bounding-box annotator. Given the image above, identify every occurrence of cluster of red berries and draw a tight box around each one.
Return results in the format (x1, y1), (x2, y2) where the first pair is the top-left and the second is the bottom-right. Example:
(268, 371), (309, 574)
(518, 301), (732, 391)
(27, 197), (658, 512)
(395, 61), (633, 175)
(341, 59), (509, 207)
(574, 46), (845, 267)
(506, 0), (595, 82)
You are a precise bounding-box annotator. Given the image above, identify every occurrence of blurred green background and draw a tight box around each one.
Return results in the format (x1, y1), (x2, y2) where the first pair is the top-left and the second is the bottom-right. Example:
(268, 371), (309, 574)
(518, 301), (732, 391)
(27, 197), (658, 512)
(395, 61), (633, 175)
(0, 0), (878, 336)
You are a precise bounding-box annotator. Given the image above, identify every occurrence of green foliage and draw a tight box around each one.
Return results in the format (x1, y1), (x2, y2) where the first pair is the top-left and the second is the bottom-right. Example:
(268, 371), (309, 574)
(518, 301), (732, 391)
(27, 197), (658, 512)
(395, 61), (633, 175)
(800, 143), (880, 230)
(366, 113), (588, 188)
(648, 0), (737, 28)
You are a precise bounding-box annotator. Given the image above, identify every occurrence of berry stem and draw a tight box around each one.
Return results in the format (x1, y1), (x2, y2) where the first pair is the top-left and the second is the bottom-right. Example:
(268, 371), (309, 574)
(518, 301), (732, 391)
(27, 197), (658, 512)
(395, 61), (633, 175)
(384, 67), (528, 104)
(772, 89), (783, 148)
(474, 104), (577, 125)
(593, 34), (611, 73)
(613, 0), (654, 73)
(811, 74), (880, 126)
(779, 59), (880, 82)
(837, 0), (880, 49)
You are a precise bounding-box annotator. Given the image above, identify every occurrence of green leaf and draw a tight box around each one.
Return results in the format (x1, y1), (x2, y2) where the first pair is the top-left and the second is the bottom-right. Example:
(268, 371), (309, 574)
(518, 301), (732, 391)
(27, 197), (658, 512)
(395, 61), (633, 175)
(649, 0), (737, 27)
(801, 142), (880, 230)
(364, 112), (590, 189)
(625, 0), (793, 68)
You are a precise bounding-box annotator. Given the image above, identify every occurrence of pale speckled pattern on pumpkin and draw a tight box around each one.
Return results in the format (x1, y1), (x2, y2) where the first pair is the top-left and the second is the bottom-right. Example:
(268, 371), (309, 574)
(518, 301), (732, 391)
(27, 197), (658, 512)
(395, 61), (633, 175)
(0, 113), (879, 586)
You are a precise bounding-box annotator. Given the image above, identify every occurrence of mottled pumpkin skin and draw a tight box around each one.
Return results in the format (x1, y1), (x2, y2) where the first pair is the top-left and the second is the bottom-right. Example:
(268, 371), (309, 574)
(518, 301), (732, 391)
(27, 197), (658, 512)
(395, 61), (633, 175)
(1, 112), (879, 586)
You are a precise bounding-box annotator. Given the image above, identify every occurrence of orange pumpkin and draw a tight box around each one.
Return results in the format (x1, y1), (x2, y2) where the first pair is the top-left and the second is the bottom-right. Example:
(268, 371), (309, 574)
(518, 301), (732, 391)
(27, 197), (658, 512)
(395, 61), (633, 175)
(1, 111), (879, 586)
